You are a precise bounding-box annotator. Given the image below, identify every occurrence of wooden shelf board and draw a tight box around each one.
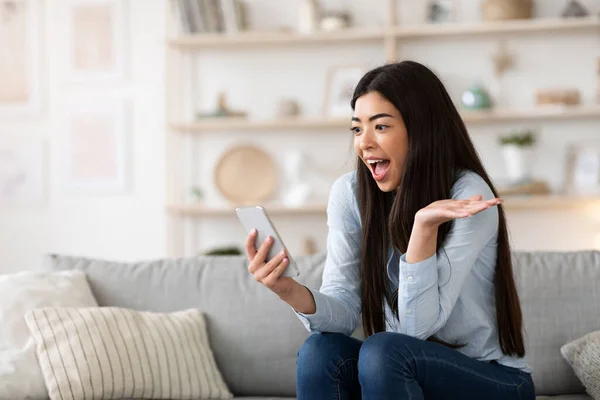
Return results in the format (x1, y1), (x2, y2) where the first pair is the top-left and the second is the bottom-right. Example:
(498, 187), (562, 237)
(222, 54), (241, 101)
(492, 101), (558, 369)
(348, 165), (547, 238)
(171, 117), (349, 132)
(502, 195), (600, 209)
(394, 17), (600, 38)
(168, 195), (600, 216)
(462, 105), (600, 123)
(168, 27), (385, 49)
(167, 203), (328, 216)
(170, 106), (600, 132)
(169, 18), (600, 49)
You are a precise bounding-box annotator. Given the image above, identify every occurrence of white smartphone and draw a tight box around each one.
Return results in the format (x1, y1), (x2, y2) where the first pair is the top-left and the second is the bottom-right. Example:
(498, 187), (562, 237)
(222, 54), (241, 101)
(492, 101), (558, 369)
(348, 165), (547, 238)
(236, 205), (300, 278)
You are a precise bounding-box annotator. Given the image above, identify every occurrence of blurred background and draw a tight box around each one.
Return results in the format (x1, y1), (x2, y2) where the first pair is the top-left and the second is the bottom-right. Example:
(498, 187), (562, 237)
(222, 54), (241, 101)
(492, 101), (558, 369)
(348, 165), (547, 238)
(0, 0), (599, 273)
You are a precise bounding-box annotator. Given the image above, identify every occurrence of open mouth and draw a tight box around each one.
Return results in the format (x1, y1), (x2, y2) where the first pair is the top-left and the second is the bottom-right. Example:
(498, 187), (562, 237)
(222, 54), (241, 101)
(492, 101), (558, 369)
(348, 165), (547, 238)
(367, 159), (391, 181)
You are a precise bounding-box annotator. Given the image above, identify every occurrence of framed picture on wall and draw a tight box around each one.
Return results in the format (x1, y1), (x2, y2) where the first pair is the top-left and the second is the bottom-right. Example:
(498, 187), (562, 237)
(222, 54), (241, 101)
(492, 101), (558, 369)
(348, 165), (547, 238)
(63, 98), (129, 194)
(324, 65), (366, 118)
(564, 142), (600, 195)
(66, 0), (127, 82)
(0, 138), (46, 205)
(0, 0), (42, 116)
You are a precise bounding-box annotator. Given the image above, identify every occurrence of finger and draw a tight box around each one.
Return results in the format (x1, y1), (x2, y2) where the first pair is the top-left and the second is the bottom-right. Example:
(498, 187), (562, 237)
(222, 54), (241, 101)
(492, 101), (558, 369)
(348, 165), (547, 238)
(248, 235), (273, 274)
(257, 235), (274, 261)
(467, 195), (483, 201)
(254, 249), (286, 281)
(245, 229), (258, 262)
(263, 257), (289, 287)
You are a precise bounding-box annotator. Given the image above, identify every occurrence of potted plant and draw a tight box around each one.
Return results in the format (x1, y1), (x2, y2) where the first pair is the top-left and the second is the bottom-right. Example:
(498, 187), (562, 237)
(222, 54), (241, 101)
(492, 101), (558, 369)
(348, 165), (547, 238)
(499, 130), (536, 183)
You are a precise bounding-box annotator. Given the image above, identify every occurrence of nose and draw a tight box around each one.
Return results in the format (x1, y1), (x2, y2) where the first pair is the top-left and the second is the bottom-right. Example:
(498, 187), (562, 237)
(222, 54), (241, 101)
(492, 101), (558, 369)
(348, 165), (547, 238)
(358, 128), (376, 151)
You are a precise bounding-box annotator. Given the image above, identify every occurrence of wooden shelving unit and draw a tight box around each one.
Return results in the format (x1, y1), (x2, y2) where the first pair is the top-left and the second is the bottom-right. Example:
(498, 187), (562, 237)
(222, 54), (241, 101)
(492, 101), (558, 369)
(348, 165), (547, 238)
(170, 105), (600, 133)
(168, 17), (600, 50)
(168, 194), (600, 217)
(165, 1), (600, 256)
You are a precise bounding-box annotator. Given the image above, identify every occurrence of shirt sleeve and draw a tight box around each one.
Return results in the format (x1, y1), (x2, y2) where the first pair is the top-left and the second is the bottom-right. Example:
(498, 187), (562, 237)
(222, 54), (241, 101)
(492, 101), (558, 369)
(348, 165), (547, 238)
(293, 174), (362, 336)
(395, 178), (499, 340)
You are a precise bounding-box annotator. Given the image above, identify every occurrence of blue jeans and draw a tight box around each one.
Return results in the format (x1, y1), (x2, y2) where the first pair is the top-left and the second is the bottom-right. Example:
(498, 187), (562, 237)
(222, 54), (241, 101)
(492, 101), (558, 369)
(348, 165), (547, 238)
(296, 332), (535, 399)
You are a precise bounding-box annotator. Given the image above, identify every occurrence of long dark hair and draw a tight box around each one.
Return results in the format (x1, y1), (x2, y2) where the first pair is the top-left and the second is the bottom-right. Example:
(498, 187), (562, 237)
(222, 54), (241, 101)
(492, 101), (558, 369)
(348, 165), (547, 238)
(351, 61), (525, 357)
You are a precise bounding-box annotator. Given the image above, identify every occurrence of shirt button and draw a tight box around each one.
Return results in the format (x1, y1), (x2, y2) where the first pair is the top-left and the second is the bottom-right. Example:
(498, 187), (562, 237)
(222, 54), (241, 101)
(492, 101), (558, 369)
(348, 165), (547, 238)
(407, 308), (413, 314)
(407, 276), (414, 282)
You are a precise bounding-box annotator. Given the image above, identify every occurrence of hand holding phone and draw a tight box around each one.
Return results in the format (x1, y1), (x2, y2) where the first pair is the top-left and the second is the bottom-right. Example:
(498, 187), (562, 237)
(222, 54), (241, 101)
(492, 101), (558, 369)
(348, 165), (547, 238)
(237, 206), (300, 298)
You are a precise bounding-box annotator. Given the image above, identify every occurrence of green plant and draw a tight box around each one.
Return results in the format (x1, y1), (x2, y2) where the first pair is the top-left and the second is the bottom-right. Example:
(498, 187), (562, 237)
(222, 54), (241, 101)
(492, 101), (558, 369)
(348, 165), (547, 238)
(190, 186), (204, 201)
(499, 130), (536, 147)
(201, 246), (243, 256)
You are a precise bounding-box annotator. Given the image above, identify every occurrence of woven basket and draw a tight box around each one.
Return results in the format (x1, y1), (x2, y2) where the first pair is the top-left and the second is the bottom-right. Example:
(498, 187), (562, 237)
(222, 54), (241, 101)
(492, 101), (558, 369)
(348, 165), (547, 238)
(482, 0), (533, 21)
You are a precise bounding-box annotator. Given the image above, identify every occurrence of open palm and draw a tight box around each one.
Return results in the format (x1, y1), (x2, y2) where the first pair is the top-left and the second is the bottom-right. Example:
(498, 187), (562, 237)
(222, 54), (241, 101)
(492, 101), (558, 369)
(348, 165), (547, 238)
(415, 195), (503, 228)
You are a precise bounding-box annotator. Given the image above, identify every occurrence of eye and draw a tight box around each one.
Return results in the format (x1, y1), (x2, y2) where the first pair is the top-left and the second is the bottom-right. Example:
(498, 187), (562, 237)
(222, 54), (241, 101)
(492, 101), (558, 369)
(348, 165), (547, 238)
(351, 126), (361, 135)
(376, 124), (389, 131)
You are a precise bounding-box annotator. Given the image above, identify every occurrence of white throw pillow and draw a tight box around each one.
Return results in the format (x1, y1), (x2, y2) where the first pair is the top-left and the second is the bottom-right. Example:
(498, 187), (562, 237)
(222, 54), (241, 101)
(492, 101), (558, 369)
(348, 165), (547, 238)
(561, 330), (600, 400)
(25, 307), (233, 400)
(0, 270), (98, 400)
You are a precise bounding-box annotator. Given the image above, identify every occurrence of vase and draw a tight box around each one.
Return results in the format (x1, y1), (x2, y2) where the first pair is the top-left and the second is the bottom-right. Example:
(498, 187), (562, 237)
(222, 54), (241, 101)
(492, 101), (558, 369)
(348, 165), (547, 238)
(298, 0), (319, 34)
(281, 149), (312, 206)
(502, 144), (534, 183)
(461, 83), (492, 110)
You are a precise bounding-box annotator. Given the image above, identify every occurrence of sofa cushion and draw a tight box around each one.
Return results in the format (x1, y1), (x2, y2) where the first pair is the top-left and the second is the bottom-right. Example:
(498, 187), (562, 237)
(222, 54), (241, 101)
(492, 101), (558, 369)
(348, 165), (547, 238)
(0, 270), (98, 400)
(25, 307), (232, 400)
(44, 253), (343, 397)
(560, 330), (600, 400)
(514, 251), (600, 396)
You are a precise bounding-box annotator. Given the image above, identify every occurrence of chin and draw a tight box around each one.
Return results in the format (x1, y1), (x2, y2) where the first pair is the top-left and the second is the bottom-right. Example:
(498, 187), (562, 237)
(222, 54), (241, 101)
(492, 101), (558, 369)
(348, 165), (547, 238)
(375, 179), (398, 192)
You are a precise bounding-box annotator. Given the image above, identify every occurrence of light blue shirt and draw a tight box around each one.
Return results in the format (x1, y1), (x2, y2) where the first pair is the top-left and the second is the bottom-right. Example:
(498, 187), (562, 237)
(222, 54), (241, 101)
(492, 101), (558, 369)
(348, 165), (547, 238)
(294, 170), (531, 372)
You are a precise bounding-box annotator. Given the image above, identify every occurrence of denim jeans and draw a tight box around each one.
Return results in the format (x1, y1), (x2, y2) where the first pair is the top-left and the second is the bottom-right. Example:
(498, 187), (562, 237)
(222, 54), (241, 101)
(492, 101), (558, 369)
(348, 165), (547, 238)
(296, 331), (535, 400)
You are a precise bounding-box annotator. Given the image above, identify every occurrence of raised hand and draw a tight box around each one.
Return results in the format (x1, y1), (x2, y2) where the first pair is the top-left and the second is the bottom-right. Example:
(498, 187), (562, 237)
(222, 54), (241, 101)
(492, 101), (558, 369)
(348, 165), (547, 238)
(415, 195), (503, 229)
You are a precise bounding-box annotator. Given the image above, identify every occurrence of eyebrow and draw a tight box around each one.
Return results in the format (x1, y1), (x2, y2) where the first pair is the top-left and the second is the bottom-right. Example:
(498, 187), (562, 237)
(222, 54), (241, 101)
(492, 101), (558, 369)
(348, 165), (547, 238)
(351, 113), (394, 123)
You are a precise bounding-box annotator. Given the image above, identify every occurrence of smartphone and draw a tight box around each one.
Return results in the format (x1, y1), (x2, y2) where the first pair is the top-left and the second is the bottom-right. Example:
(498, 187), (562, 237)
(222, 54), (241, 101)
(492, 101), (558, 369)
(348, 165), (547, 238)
(235, 205), (300, 278)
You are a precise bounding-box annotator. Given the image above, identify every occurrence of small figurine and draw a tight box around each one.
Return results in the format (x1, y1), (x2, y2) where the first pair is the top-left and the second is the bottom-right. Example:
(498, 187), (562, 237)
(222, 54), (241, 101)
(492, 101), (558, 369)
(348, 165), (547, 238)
(427, 0), (454, 23)
(196, 92), (247, 119)
(561, 0), (589, 18)
(492, 41), (516, 78)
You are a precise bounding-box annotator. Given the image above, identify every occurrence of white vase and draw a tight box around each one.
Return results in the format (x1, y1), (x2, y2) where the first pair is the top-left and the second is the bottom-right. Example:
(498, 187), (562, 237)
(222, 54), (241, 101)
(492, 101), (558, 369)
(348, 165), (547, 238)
(298, 0), (319, 34)
(281, 149), (312, 206)
(502, 144), (534, 183)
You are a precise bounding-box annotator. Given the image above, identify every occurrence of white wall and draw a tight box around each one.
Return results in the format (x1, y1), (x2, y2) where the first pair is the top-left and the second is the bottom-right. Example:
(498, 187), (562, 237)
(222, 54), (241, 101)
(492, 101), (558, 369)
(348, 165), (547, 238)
(0, 0), (167, 273)
(1, 0), (599, 274)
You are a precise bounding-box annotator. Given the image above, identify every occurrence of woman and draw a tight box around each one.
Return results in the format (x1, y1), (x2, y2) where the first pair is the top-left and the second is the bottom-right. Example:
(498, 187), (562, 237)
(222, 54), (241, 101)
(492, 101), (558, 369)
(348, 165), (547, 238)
(244, 61), (535, 399)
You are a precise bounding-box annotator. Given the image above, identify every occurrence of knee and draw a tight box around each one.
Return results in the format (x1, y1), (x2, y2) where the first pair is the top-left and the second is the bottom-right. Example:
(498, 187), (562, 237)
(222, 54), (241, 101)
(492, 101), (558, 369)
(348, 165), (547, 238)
(358, 332), (415, 382)
(297, 332), (350, 377)
(298, 332), (344, 366)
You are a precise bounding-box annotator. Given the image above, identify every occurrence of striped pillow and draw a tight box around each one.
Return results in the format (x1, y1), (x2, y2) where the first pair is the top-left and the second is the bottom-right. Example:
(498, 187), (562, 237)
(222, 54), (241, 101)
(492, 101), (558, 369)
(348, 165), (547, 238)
(24, 307), (233, 400)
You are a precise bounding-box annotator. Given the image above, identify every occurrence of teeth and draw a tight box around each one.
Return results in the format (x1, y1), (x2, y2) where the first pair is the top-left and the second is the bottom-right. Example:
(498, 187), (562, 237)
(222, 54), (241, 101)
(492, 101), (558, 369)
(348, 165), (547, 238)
(367, 160), (383, 164)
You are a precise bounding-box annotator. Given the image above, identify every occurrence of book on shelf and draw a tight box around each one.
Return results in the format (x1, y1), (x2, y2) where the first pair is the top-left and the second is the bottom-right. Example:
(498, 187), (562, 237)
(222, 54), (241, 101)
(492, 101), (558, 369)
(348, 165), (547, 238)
(177, 0), (246, 34)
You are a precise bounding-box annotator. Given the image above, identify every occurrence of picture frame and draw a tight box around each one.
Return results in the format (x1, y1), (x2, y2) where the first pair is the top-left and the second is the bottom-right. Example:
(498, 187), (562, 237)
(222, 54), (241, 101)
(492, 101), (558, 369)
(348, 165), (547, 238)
(324, 65), (366, 118)
(0, 0), (42, 116)
(0, 138), (46, 206)
(63, 98), (129, 194)
(66, 0), (127, 82)
(564, 142), (600, 195)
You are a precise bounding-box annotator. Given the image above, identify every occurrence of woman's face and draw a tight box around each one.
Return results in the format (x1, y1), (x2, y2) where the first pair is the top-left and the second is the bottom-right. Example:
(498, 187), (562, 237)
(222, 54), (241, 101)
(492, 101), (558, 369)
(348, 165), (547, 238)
(352, 91), (408, 192)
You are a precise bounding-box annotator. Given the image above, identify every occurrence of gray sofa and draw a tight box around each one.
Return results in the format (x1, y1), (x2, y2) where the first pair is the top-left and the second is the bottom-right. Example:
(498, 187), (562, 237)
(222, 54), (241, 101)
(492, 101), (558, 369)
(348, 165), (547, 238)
(44, 250), (600, 399)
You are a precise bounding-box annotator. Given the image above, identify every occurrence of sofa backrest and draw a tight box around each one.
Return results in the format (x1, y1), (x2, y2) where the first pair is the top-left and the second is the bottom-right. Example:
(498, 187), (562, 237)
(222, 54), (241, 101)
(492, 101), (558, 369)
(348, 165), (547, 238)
(44, 253), (334, 397)
(513, 250), (600, 396)
(45, 250), (600, 397)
